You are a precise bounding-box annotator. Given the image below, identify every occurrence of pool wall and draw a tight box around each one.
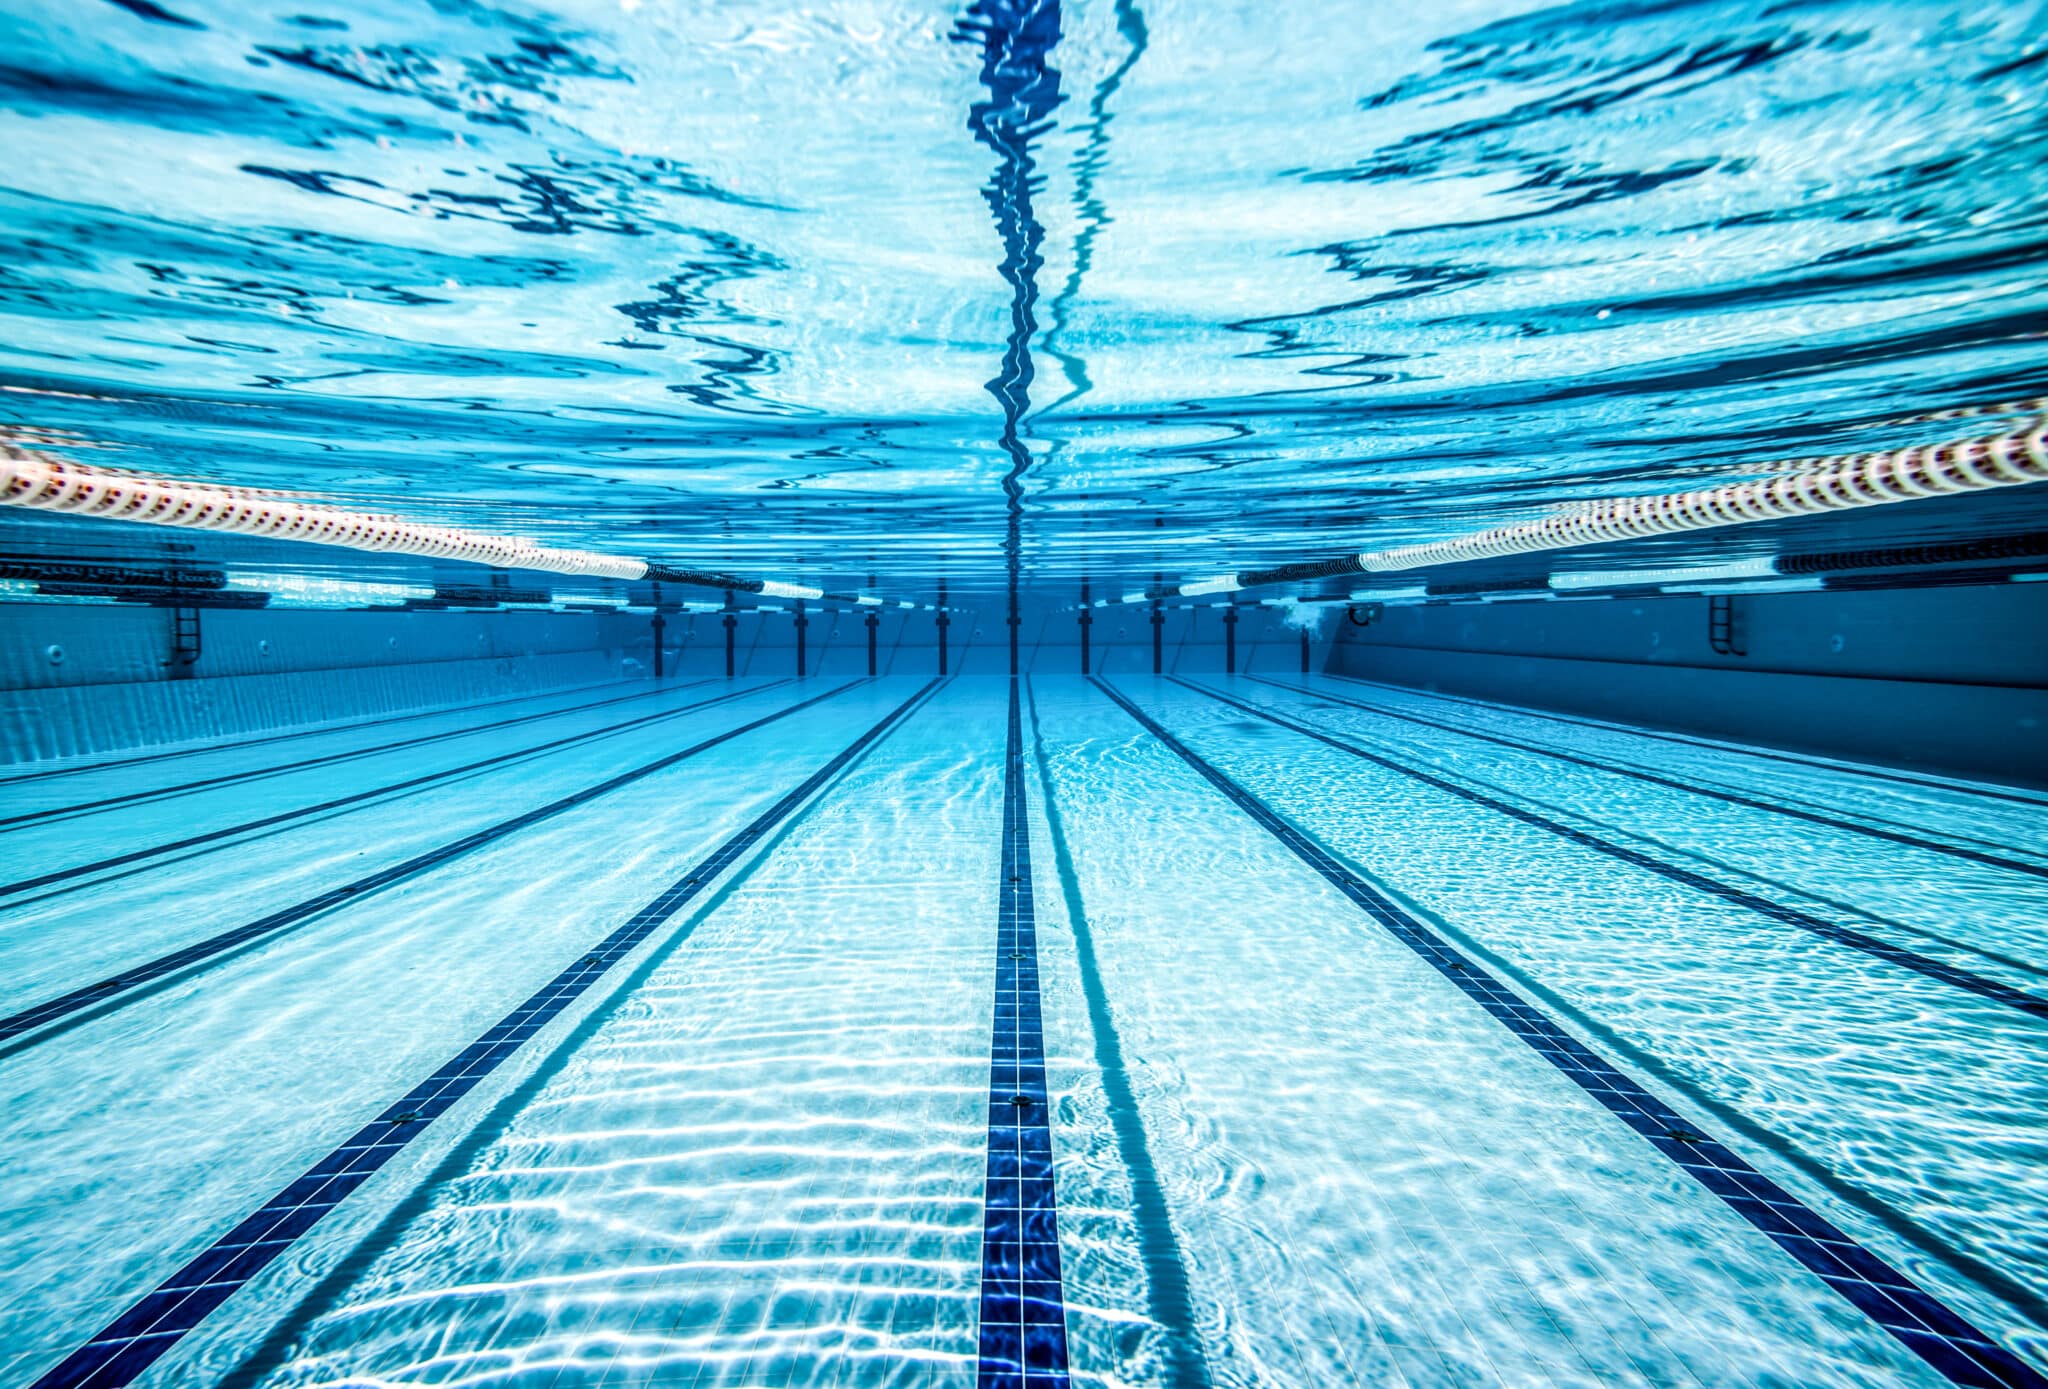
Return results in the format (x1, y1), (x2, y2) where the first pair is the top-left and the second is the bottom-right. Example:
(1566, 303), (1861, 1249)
(0, 595), (1338, 763)
(1329, 579), (2048, 787)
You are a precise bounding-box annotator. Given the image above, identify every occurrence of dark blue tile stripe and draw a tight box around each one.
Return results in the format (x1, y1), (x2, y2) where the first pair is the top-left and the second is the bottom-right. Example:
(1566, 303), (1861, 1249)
(978, 679), (1071, 1389)
(27, 679), (938, 1389)
(0, 679), (774, 901)
(1096, 677), (2048, 1389)
(1022, 680), (1212, 1389)
(1246, 673), (2048, 880)
(1182, 678), (2048, 1021)
(0, 681), (860, 1050)
(0, 678), (709, 829)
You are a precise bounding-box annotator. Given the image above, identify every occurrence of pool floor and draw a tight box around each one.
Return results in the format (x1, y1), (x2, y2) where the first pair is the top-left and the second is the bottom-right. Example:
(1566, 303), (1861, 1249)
(1, 675), (2044, 1388)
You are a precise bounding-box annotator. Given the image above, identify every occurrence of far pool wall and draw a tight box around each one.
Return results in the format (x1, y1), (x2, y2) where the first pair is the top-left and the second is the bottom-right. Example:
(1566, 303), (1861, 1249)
(0, 596), (1338, 763)
(1325, 581), (2048, 788)
(670, 599), (1335, 679)
(0, 605), (641, 761)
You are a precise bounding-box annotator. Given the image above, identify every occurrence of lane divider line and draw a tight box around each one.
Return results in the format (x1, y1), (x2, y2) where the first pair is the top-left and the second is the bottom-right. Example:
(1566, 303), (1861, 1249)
(0, 678), (717, 832)
(1177, 678), (2048, 1021)
(1095, 677), (2047, 1389)
(25, 679), (941, 1389)
(1246, 675), (2048, 878)
(1246, 679), (2048, 987)
(0, 680), (868, 1054)
(1023, 678), (1211, 1389)
(976, 678), (1073, 1389)
(0, 680), (786, 901)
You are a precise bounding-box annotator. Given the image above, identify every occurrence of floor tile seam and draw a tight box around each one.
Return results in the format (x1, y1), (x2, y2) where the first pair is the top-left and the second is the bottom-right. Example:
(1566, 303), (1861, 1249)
(0, 678), (734, 833)
(0, 682), (871, 1055)
(24, 679), (935, 1389)
(0, 677), (662, 789)
(1175, 679), (2048, 1022)
(1243, 675), (2046, 879)
(1314, 673), (2048, 812)
(0, 681), (782, 901)
(1247, 680), (2048, 976)
(1094, 676), (2046, 1389)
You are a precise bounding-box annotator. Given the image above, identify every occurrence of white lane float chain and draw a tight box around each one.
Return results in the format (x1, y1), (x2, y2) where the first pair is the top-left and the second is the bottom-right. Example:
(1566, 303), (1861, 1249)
(1089, 409), (2048, 605)
(0, 443), (961, 605)
(1357, 417), (2048, 573)
(0, 445), (650, 580)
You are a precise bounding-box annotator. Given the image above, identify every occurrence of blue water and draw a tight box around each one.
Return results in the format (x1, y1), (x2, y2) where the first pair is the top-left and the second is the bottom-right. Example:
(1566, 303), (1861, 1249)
(0, 672), (2043, 1385)
(4, 2), (2048, 1386)
(3, 0), (2046, 593)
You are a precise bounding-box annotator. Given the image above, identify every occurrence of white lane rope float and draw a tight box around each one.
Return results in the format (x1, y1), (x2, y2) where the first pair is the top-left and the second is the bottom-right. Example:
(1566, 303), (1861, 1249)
(1095, 407), (2048, 605)
(0, 444), (940, 610)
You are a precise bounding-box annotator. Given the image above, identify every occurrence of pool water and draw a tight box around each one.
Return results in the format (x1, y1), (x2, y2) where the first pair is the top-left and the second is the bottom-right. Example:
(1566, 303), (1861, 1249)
(3, 0), (2045, 586)
(1, 673), (2042, 1386)
(4, 0), (2048, 1383)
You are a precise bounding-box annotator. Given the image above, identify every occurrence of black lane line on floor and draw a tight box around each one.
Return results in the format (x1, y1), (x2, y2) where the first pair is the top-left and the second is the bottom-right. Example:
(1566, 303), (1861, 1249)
(213, 683), (950, 1389)
(0, 680), (790, 901)
(1096, 677), (2046, 1389)
(1180, 678), (2048, 1022)
(978, 678), (1073, 1389)
(1023, 679), (1210, 1389)
(1243, 682), (2048, 989)
(0, 680), (867, 1054)
(0, 679), (715, 831)
(27, 679), (940, 1389)
(1320, 671), (2048, 810)
(1251, 675), (2048, 878)
(0, 677), (642, 788)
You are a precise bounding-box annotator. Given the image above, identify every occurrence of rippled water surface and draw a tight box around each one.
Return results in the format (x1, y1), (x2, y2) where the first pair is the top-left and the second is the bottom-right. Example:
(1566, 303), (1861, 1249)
(4, 0), (2046, 592)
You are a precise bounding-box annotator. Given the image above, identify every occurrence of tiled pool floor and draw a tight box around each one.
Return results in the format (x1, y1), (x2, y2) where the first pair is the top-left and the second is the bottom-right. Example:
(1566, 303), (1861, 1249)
(1, 676), (2043, 1388)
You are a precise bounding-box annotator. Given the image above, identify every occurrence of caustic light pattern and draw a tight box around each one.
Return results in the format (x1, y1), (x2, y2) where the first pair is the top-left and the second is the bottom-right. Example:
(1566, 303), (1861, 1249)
(1, 675), (2045, 1387)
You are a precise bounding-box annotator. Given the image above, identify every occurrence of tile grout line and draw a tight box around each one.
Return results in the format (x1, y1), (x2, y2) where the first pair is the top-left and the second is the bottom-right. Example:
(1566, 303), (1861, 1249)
(0, 675), (655, 789)
(0, 678), (783, 900)
(1178, 677), (2048, 1021)
(1311, 671), (2048, 811)
(1022, 677), (1212, 1389)
(26, 678), (938, 1389)
(0, 680), (859, 1052)
(1096, 675), (2048, 1389)
(1242, 673), (2048, 878)
(0, 677), (718, 830)
(1242, 675), (2048, 988)
(977, 676), (1073, 1389)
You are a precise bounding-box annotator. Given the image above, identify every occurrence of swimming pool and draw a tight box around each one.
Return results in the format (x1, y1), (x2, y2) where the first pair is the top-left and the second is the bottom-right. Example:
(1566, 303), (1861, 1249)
(4, 0), (2047, 1383)
(0, 670), (2041, 1386)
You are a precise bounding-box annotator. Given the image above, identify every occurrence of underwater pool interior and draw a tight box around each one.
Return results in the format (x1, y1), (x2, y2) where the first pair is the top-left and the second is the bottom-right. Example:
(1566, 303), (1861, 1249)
(2, 0), (2048, 1386)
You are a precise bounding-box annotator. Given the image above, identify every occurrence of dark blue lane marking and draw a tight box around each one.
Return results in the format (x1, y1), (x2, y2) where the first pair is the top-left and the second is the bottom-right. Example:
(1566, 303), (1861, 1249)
(1320, 670), (2048, 810)
(1097, 677), (2048, 1389)
(1248, 674), (2048, 879)
(1181, 678), (2048, 1021)
(0, 680), (866, 1052)
(0, 680), (786, 901)
(27, 680), (939, 1389)
(1023, 679), (1210, 1389)
(0, 679), (712, 830)
(978, 678), (1072, 1389)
